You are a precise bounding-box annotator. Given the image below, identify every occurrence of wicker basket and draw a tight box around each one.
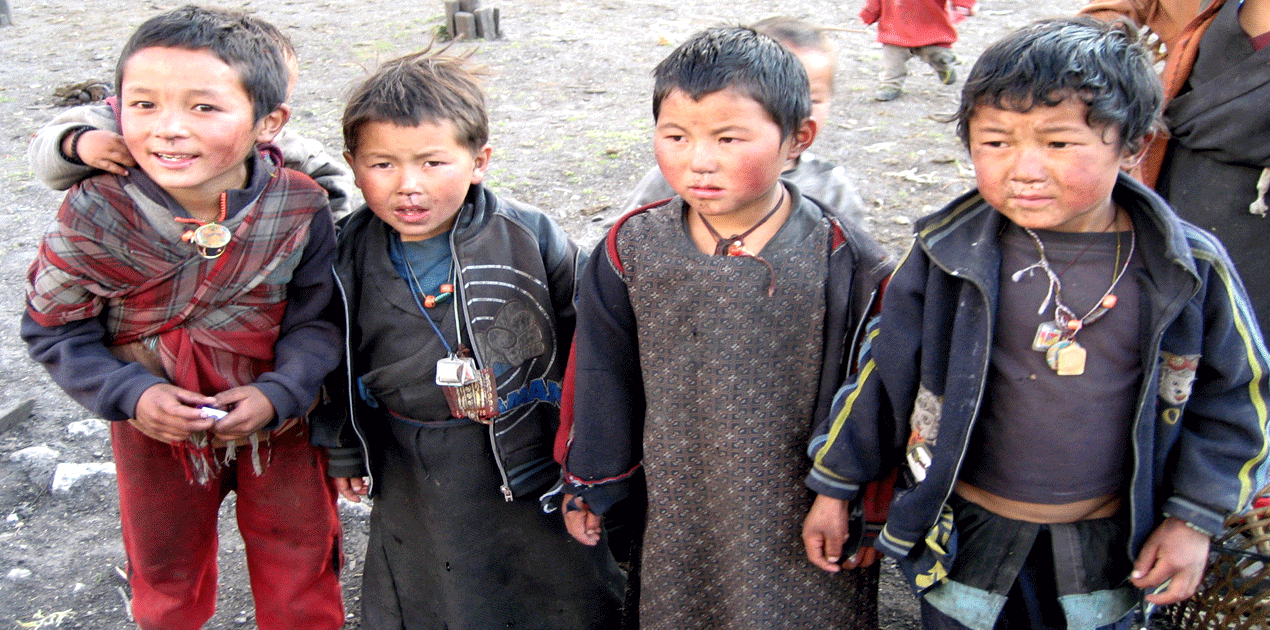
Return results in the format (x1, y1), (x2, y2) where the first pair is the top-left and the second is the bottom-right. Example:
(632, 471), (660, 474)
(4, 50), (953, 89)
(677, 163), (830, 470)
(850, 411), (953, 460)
(1162, 483), (1270, 630)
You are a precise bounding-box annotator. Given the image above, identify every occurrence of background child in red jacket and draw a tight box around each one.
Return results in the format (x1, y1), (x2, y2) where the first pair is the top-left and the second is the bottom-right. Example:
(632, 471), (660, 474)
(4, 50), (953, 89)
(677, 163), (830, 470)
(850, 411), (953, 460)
(860, 0), (975, 101)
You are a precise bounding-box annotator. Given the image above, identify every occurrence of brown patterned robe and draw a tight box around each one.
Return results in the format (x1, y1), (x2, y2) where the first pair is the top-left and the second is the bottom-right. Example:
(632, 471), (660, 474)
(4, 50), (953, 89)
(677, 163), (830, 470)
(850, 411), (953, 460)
(614, 199), (877, 629)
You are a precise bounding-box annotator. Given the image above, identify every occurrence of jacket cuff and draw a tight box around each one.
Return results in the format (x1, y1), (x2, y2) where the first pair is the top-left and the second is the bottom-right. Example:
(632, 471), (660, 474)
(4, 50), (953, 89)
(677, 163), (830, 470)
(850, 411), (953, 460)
(859, 8), (879, 24)
(115, 373), (169, 423)
(252, 381), (293, 432)
(805, 465), (861, 501)
(563, 478), (630, 516)
(326, 446), (367, 478)
(1163, 495), (1226, 537)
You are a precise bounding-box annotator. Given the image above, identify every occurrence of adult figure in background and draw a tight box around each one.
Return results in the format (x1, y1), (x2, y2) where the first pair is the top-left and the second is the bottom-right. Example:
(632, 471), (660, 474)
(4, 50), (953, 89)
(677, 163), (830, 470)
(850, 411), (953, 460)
(1082, 0), (1270, 334)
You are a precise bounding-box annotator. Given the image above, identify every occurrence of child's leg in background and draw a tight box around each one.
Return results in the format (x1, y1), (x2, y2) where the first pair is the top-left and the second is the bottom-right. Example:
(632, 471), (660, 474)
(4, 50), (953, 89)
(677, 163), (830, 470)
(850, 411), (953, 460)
(878, 43), (912, 101)
(234, 422), (344, 630)
(111, 421), (225, 630)
(916, 45), (958, 85)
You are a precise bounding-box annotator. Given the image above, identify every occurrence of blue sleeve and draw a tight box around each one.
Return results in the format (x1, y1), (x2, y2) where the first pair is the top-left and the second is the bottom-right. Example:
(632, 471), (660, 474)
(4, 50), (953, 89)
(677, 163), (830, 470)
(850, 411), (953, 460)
(21, 310), (166, 422)
(807, 243), (922, 500)
(252, 206), (342, 425)
(1164, 241), (1270, 534)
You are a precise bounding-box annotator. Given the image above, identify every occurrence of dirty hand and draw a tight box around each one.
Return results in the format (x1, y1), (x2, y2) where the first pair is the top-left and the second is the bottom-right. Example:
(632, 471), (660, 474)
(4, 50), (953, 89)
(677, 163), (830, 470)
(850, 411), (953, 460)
(131, 383), (217, 443)
(69, 129), (135, 176)
(562, 494), (603, 546)
(209, 386), (276, 441)
(803, 494), (855, 572)
(1131, 517), (1211, 605)
(334, 477), (368, 503)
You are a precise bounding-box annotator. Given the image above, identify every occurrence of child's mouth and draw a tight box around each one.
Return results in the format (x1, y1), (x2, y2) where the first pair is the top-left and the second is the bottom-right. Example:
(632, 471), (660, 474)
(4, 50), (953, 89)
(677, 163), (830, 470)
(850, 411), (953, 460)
(396, 206), (430, 219)
(689, 185), (724, 199)
(153, 152), (196, 166)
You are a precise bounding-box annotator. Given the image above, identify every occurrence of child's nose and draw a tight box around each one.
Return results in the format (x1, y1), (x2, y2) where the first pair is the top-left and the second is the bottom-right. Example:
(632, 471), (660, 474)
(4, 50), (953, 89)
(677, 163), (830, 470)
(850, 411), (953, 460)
(1008, 146), (1046, 181)
(153, 110), (189, 139)
(689, 141), (718, 173)
(397, 165), (425, 193)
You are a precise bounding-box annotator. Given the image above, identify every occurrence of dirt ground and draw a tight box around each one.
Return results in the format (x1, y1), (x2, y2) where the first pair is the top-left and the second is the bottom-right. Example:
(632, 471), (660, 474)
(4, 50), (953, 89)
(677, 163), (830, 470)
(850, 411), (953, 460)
(0, 0), (1083, 627)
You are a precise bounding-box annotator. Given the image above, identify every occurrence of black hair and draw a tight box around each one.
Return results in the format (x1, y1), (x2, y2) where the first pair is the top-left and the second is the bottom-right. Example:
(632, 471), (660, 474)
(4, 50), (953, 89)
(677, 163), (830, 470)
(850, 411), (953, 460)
(652, 26), (810, 140)
(115, 5), (289, 123)
(955, 17), (1163, 153)
(343, 47), (488, 156)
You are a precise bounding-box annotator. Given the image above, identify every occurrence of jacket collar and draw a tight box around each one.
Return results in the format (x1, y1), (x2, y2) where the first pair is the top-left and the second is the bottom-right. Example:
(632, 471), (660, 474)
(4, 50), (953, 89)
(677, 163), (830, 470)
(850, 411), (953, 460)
(912, 173), (1200, 297)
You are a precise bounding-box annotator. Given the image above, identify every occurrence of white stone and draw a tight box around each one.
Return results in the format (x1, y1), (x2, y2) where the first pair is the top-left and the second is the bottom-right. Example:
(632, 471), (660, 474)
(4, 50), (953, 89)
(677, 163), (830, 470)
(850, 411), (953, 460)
(5, 513), (17, 524)
(73, 582), (86, 593)
(67, 419), (108, 437)
(338, 496), (372, 517)
(51, 462), (116, 494)
(8, 444), (60, 463)
(6, 567), (31, 581)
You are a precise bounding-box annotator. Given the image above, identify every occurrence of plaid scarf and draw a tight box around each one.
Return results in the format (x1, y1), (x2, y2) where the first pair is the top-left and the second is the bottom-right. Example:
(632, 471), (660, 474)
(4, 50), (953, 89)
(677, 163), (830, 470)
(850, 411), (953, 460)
(27, 154), (326, 480)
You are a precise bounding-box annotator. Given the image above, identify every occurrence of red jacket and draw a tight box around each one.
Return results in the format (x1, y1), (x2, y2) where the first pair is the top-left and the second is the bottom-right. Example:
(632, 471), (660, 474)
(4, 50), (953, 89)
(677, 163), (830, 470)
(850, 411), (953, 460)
(860, 0), (974, 47)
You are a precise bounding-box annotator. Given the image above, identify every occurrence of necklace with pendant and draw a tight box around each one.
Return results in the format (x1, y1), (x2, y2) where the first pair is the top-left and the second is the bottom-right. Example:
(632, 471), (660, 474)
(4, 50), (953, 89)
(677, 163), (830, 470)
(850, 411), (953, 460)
(696, 186), (786, 297)
(1011, 212), (1135, 376)
(176, 193), (232, 259)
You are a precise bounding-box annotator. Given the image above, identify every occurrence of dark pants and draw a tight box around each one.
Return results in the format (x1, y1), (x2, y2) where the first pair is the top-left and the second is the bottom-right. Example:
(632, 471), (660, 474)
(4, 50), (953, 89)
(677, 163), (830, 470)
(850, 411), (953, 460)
(112, 420), (344, 630)
(920, 527), (1135, 630)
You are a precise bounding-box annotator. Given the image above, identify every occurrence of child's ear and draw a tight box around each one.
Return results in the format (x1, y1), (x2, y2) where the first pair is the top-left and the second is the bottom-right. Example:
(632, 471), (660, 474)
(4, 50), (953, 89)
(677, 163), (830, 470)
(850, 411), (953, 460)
(253, 104), (292, 144)
(1120, 130), (1156, 171)
(469, 145), (492, 185)
(786, 117), (818, 161)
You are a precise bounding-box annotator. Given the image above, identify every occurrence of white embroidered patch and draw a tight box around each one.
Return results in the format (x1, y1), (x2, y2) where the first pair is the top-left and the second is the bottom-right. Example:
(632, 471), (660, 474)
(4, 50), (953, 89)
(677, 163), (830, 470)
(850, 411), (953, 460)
(1159, 353), (1200, 406)
(906, 386), (942, 483)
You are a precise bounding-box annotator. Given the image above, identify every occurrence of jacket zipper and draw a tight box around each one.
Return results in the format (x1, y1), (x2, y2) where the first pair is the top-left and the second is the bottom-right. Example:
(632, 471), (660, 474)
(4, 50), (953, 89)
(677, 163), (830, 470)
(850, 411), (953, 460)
(939, 266), (994, 519)
(335, 270), (374, 495)
(451, 233), (515, 502)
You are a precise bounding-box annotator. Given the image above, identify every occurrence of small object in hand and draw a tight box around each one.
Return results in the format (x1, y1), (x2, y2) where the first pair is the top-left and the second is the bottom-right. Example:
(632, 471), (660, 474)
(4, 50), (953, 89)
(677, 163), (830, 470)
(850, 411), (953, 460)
(199, 406), (228, 420)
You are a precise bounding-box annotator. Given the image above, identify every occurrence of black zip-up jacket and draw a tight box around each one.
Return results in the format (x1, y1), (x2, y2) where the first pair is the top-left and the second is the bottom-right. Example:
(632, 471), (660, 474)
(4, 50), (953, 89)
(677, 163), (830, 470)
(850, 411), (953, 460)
(310, 184), (585, 500)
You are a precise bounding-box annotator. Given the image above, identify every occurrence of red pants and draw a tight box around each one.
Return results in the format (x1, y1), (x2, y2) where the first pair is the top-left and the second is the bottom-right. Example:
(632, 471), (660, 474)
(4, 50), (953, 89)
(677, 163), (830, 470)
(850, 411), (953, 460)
(111, 421), (344, 630)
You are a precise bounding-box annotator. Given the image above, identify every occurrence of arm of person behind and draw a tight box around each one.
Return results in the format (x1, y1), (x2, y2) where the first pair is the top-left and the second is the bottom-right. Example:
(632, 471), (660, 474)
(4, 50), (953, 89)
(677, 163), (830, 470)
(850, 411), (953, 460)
(1078, 0), (1202, 47)
(273, 127), (362, 219)
(616, 165), (676, 216)
(216, 204), (341, 439)
(28, 102), (132, 190)
(859, 0), (883, 25)
(560, 238), (646, 545)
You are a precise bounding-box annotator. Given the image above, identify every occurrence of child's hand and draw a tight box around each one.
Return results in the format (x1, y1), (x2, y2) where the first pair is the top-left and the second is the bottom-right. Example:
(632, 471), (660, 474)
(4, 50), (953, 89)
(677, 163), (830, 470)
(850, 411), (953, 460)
(562, 494), (603, 546)
(131, 383), (217, 443)
(802, 494), (853, 572)
(334, 477), (369, 503)
(69, 129), (135, 176)
(1130, 517), (1212, 604)
(951, 4), (973, 24)
(209, 385), (276, 441)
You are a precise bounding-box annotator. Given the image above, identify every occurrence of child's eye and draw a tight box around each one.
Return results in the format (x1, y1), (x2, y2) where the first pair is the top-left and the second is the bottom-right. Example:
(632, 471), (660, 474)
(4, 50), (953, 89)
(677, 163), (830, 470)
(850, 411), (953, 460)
(1048, 141), (1072, 149)
(422, 160), (446, 168)
(193, 104), (218, 113)
(719, 137), (739, 144)
(129, 101), (155, 110)
(369, 162), (392, 169)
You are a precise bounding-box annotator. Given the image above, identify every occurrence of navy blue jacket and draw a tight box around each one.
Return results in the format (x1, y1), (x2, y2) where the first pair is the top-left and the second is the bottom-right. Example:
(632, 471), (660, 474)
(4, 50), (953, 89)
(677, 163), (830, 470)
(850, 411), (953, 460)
(807, 174), (1270, 591)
